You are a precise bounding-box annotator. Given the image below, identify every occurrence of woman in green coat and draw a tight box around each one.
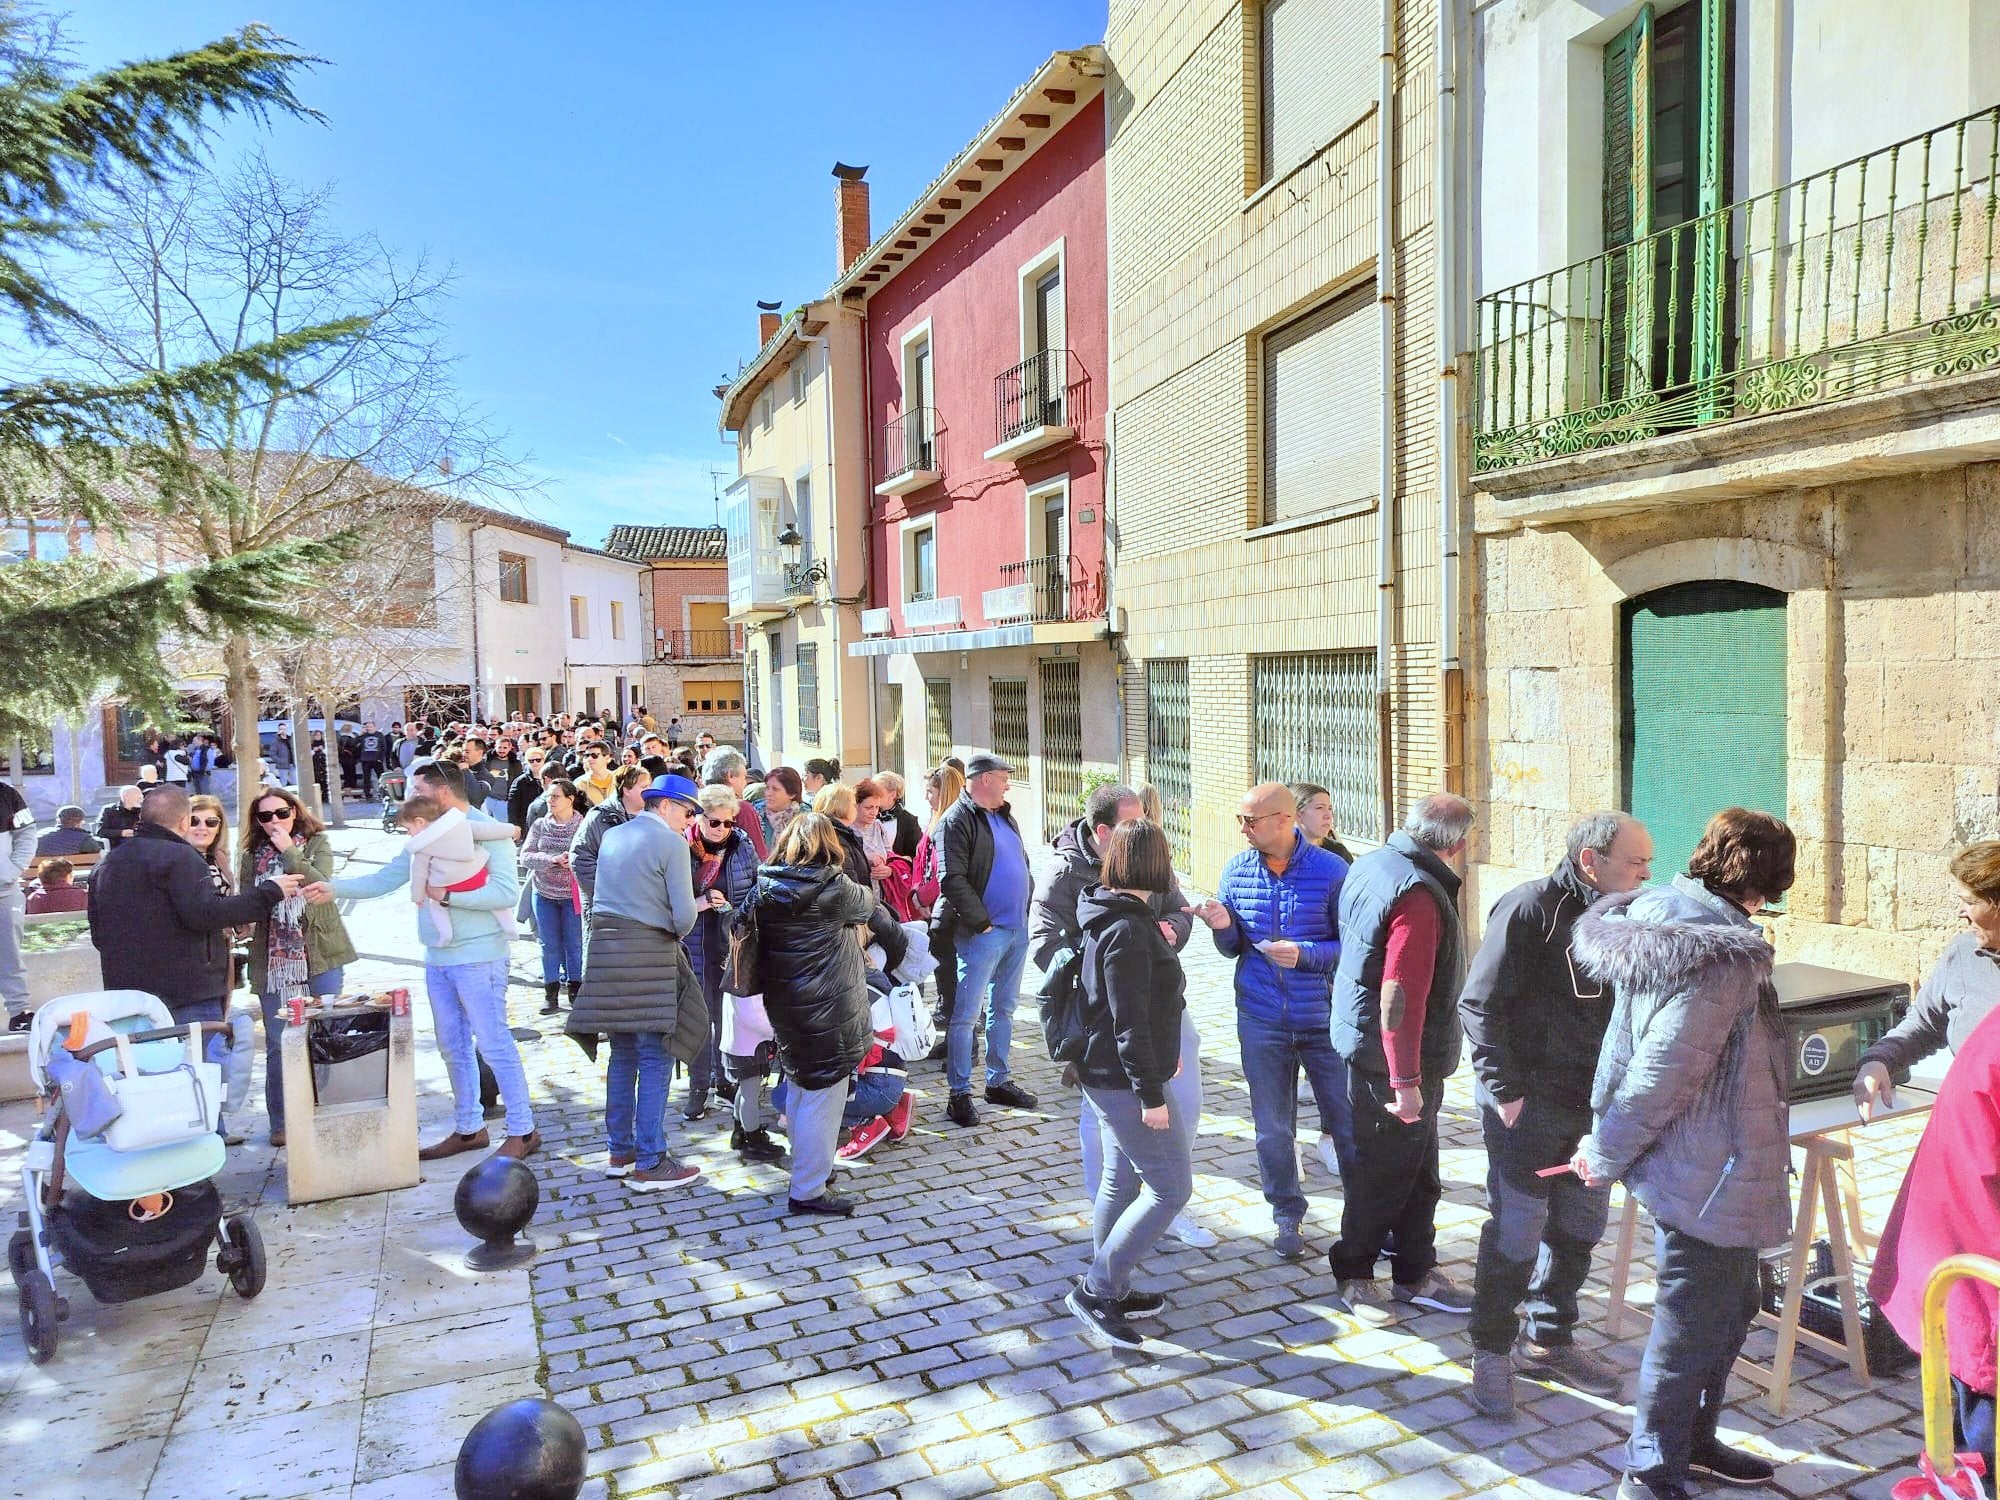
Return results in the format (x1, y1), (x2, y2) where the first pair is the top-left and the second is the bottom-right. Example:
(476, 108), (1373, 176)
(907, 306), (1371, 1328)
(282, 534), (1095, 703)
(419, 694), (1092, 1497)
(238, 785), (358, 1146)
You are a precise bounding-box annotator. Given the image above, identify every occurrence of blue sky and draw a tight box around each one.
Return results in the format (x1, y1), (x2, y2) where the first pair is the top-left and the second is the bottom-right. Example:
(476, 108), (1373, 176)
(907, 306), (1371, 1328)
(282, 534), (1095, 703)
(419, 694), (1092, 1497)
(62, 2), (1108, 547)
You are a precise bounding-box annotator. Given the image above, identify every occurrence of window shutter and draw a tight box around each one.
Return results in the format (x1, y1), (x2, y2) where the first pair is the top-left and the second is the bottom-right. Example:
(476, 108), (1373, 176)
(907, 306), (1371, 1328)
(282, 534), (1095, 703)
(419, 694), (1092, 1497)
(1690, 0), (1729, 402)
(1621, 581), (1787, 886)
(1262, 286), (1381, 524)
(1261, 0), (1377, 185)
(1603, 4), (1654, 400)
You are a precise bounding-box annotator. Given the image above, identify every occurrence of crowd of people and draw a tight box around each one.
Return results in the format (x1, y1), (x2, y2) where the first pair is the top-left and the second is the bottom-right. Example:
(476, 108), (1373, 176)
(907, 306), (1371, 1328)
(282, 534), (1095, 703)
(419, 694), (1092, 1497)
(7, 694), (2000, 1500)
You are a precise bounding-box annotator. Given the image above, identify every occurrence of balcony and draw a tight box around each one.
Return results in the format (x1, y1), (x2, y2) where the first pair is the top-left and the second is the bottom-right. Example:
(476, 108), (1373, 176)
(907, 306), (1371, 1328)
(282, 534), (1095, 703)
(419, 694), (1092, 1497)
(901, 592), (963, 630)
(1474, 105), (2000, 490)
(663, 628), (741, 661)
(876, 407), (941, 497)
(984, 554), (1103, 625)
(985, 349), (1074, 464)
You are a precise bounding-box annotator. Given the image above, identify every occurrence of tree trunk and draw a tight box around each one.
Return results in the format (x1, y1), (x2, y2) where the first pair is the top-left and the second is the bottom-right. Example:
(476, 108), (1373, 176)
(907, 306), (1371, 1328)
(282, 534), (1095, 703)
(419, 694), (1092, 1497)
(289, 697), (319, 821)
(224, 635), (262, 831)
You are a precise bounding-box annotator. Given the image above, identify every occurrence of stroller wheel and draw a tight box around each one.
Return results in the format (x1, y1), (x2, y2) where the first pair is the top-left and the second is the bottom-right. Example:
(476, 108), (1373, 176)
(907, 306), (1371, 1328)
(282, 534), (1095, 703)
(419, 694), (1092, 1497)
(19, 1268), (58, 1363)
(6, 1229), (31, 1288)
(220, 1215), (266, 1299)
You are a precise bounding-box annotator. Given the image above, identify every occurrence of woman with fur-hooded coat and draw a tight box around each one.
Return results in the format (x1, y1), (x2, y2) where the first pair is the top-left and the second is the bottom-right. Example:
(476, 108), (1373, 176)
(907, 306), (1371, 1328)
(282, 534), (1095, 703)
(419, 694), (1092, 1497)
(1569, 808), (1794, 1500)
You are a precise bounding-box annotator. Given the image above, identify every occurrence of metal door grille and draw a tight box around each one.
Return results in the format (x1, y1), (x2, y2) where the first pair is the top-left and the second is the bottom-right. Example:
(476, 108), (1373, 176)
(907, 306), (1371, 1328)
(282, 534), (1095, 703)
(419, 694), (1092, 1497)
(796, 642), (820, 747)
(1038, 658), (1083, 843)
(925, 678), (954, 769)
(991, 679), (1029, 782)
(1145, 660), (1192, 867)
(1253, 651), (1379, 843)
(767, 631), (783, 752)
(744, 650), (760, 755)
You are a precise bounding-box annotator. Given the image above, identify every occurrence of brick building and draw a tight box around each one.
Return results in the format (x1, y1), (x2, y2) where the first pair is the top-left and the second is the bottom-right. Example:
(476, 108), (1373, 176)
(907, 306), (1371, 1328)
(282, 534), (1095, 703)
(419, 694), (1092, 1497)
(1105, 0), (1457, 881)
(602, 524), (745, 744)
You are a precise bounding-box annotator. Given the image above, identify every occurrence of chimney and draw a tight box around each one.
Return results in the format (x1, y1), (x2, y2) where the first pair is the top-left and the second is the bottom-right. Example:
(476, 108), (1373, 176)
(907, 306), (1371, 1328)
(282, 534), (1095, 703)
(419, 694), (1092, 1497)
(833, 162), (871, 275)
(756, 299), (783, 347)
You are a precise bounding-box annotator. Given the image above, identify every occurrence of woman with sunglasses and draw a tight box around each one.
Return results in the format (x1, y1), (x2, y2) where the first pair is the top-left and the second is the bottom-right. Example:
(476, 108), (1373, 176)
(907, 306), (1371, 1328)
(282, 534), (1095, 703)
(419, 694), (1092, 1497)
(681, 784), (762, 1125)
(521, 779), (587, 1015)
(574, 743), (618, 807)
(238, 786), (357, 1147)
(185, 793), (236, 898)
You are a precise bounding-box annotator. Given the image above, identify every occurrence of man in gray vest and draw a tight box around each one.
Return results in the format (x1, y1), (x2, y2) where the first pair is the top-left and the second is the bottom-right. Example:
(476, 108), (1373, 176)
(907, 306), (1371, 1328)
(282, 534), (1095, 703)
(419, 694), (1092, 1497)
(1326, 793), (1476, 1318)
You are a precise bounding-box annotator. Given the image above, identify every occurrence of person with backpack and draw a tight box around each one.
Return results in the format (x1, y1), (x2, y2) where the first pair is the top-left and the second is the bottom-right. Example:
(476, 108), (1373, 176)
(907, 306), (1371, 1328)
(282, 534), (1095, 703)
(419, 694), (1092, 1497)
(1031, 782), (1213, 1248)
(1064, 819), (1194, 1348)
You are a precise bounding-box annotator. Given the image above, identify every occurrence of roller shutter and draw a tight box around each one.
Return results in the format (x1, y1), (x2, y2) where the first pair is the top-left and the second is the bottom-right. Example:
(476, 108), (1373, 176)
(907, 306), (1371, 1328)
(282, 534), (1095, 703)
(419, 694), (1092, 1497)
(1262, 285), (1380, 525)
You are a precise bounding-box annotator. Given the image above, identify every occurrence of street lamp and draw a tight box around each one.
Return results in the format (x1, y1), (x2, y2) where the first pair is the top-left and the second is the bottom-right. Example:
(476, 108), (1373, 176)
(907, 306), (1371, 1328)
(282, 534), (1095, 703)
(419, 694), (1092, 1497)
(777, 523), (828, 594)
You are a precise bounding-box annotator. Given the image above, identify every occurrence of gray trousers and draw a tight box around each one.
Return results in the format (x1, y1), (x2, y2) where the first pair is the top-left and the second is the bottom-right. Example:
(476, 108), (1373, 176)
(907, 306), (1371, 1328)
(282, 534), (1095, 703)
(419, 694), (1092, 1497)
(1081, 1084), (1194, 1299)
(1081, 1009), (1201, 1197)
(787, 1077), (850, 1202)
(0, 884), (25, 1019)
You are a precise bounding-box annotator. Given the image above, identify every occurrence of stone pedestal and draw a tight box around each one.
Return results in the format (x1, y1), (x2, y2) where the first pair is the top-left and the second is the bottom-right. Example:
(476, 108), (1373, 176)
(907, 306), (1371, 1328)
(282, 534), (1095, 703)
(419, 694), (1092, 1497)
(282, 1002), (420, 1205)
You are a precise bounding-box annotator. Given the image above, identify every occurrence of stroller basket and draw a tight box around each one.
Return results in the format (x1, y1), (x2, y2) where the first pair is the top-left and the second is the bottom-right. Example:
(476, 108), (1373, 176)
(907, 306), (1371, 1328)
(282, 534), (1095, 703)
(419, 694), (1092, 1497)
(47, 1180), (220, 1304)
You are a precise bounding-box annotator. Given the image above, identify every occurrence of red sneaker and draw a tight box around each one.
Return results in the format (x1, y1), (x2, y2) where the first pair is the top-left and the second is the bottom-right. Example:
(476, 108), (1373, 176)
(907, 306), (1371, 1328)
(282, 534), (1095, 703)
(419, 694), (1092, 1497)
(837, 1116), (892, 1161)
(886, 1092), (915, 1141)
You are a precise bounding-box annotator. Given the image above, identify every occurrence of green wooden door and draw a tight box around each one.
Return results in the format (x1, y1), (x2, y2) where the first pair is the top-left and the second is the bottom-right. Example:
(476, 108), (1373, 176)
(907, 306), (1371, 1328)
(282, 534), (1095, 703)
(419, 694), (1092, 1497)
(1621, 581), (1787, 884)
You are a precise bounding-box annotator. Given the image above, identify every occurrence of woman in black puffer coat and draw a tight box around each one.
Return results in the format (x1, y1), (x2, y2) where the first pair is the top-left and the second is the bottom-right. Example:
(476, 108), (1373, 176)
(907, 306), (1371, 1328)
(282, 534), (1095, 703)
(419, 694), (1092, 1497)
(749, 813), (875, 1217)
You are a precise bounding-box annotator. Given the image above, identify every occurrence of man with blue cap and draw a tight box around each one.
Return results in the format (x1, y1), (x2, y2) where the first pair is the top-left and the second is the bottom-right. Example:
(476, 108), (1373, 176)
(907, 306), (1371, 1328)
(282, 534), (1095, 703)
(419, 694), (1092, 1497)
(565, 773), (710, 1190)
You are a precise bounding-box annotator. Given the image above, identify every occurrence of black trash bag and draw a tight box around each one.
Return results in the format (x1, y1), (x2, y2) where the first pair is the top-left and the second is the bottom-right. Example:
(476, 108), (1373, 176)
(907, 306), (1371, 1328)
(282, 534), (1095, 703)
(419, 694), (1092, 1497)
(307, 1012), (390, 1064)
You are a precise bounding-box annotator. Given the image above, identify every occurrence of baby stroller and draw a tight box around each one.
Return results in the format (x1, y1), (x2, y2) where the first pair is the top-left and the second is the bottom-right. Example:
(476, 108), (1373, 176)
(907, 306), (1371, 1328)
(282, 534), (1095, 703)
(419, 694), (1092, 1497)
(379, 770), (407, 833)
(8, 991), (265, 1364)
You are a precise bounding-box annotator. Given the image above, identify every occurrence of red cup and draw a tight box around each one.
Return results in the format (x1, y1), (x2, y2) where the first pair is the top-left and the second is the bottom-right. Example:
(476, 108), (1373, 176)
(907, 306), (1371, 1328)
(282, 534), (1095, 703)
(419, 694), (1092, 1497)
(390, 988), (410, 1017)
(287, 996), (305, 1026)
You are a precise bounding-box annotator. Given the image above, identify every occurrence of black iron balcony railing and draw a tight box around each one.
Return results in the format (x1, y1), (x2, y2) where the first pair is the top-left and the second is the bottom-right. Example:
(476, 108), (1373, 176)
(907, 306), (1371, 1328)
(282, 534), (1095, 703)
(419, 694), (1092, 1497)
(665, 628), (739, 660)
(997, 553), (1102, 624)
(881, 406), (939, 482)
(995, 348), (1069, 444)
(1475, 104), (2000, 474)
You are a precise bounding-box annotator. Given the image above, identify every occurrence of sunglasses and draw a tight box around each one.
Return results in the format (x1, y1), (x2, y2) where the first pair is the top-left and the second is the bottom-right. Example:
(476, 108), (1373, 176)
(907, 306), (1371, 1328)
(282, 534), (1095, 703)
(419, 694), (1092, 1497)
(701, 817), (730, 830)
(255, 806), (295, 822)
(188, 815), (221, 828)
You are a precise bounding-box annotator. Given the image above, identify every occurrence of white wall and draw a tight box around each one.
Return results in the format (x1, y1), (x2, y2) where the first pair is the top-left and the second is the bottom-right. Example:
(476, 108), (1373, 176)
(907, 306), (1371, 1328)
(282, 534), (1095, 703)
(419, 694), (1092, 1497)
(561, 548), (647, 721)
(465, 522), (567, 719)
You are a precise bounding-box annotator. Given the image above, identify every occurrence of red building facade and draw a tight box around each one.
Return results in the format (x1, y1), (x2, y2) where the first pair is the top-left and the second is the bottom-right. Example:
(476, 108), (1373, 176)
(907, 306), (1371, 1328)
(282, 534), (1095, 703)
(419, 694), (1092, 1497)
(839, 48), (1116, 840)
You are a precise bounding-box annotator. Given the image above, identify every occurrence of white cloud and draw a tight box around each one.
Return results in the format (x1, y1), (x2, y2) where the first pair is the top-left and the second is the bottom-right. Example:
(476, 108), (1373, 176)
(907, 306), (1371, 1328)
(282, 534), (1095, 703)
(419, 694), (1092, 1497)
(523, 451), (735, 546)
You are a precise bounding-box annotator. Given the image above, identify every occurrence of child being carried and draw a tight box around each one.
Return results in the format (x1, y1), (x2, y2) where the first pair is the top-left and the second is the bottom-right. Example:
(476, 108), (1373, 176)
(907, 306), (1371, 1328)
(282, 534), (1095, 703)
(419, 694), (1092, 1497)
(397, 796), (517, 944)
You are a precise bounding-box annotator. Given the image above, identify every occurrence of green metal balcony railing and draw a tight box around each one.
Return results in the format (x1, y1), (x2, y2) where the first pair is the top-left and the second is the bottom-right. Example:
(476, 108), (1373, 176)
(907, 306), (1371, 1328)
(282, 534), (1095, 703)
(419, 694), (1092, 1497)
(1475, 105), (2000, 474)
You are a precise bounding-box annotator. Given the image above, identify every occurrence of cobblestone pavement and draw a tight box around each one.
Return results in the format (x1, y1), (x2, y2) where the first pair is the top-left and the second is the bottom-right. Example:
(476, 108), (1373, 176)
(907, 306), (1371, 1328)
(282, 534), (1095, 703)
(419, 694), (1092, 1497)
(0, 819), (1943, 1498)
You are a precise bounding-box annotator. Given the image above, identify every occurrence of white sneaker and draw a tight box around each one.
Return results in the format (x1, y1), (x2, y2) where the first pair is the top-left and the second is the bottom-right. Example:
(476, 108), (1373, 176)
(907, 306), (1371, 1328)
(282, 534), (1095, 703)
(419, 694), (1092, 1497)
(1169, 1213), (1218, 1248)
(1316, 1135), (1342, 1178)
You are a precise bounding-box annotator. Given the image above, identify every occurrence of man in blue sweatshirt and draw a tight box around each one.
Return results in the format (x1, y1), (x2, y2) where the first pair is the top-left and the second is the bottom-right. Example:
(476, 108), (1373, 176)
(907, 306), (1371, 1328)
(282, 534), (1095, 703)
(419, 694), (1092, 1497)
(304, 758), (536, 1160)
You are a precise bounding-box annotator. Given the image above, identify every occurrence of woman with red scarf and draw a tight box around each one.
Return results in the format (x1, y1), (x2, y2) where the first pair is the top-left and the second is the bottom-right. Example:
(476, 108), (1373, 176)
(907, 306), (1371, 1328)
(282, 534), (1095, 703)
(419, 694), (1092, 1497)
(1871, 1007), (2000, 1482)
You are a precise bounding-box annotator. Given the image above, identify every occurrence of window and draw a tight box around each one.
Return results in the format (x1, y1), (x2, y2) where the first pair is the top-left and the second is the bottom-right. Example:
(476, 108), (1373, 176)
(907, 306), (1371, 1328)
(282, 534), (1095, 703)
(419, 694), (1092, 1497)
(745, 649), (760, 745)
(504, 684), (541, 718)
(1259, 0), (1375, 186)
(898, 327), (936, 473)
(1262, 285), (1380, 525)
(791, 357), (808, 406)
(757, 390), (774, 432)
(584, 686), (598, 716)
(1623, 581), (1786, 887)
(906, 523), (937, 601)
(569, 596), (588, 638)
(1146, 660), (1192, 867)
(1016, 247), (1067, 430)
(793, 475), (813, 568)
(1253, 650), (1380, 842)
(924, 678), (954, 768)
(767, 630), (784, 748)
(610, 601), (625, 640)
(878, 681), (905, 777)
(796, 643), (821, 746)
(1039, 659), (1083, 842)
(684, 679), (744, 713)
(1, 519), (94, 562)
(990, 679), (1029, 781)
(498, 552), (530, 604)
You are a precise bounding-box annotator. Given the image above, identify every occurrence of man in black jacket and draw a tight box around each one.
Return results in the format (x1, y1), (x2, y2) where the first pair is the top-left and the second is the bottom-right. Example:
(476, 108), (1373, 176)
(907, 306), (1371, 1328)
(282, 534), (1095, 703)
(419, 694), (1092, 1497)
(935, 753), (1038, 1126)
(87, 786), (301, 1024)
(1460, 809), (1653, 1417)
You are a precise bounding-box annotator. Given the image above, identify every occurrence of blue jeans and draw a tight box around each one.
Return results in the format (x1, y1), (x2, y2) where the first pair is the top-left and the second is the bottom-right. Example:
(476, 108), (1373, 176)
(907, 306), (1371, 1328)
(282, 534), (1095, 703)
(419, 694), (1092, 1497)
(1235, 1010), (1354, 1226)
(257, 967), (346, 1132)
(531, 892), (583, 984)
(1082, 1085), (1193, 1299)
(605, 1032), (671, 1171)
(426, 958), (533, 1137)
(949, 922), (1028, 1096)
(1628, 1224), (1761, 1485)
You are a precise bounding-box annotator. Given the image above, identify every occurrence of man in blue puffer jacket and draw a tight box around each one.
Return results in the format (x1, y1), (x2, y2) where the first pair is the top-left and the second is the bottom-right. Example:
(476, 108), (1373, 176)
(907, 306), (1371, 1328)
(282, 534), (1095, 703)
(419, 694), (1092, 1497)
(1189, 782), (1350, 1260)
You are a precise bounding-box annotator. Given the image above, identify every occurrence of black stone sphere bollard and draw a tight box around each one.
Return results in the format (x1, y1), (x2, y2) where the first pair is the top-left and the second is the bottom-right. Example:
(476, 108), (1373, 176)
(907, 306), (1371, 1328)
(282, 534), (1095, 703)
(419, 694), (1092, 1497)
(454, 1155), (539, 1271)
(454, 1397), (586, 1499)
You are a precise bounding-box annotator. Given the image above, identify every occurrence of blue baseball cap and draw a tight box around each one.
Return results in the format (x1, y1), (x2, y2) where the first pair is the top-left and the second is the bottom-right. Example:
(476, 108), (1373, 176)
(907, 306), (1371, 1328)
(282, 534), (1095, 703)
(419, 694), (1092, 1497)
(640, 773), (701, 809)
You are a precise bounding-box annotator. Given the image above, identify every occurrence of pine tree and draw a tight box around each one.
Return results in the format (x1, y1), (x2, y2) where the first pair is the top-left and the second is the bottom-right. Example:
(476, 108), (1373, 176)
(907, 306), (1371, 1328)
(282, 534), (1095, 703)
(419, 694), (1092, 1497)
(0, 8), (357, 739)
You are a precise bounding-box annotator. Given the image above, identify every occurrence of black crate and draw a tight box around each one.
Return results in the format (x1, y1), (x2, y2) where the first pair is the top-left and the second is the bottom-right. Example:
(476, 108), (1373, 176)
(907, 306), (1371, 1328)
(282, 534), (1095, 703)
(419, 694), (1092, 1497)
(1758, 1239), (1917, 1375)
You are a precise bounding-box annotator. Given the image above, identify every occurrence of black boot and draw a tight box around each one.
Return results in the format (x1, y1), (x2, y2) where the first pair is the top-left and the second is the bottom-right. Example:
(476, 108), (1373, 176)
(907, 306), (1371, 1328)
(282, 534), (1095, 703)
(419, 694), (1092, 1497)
(565, 979), (582, 1010)
(540, 982), (562, 1015)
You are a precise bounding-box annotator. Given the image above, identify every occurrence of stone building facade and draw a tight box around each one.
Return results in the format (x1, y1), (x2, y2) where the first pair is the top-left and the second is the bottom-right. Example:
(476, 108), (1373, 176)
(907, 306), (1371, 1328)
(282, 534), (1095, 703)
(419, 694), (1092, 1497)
(1465, 0), (2000, 984)
(1105, 0), (1458, 882)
